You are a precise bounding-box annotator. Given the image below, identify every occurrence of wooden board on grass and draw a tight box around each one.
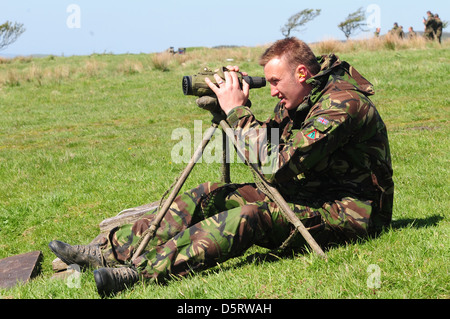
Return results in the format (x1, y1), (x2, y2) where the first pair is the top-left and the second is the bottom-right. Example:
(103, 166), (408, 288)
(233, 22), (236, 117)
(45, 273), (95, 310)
(0, 251), (43, 289)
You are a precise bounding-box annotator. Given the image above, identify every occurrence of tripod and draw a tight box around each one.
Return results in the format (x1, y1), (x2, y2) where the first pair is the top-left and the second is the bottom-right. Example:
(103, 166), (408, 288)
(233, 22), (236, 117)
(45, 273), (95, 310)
(131, 119), (327, 261)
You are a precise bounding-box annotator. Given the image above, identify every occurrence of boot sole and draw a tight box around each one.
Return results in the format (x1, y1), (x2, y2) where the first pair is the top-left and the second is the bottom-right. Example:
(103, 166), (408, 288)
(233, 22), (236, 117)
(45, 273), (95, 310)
(93, 268), (109, 297)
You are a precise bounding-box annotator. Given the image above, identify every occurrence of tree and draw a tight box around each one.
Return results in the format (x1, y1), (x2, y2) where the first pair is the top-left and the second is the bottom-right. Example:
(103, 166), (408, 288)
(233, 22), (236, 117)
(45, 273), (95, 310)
(281, 9), (321, 38)
(338, 7), (368, 39)
(0, 21), (26, 51)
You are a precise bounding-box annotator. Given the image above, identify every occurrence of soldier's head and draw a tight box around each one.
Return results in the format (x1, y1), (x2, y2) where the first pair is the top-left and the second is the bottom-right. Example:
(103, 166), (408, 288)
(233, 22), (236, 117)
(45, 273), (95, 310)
(259, 37), (320, 110)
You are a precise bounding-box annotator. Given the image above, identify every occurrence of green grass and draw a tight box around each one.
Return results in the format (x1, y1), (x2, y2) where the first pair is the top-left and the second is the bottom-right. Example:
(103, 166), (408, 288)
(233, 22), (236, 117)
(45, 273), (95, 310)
(0, 43), (449, 299)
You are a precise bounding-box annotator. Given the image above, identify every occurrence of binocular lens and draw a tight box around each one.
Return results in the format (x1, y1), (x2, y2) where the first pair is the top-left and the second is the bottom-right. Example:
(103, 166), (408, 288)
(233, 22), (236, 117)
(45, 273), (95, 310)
(182, 76), (193, 95)
(242, 76), (266, 89)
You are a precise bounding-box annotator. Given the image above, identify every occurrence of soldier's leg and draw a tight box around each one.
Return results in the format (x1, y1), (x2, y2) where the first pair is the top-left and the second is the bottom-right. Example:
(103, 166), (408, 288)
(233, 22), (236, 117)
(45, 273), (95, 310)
(132, 201), (274, 281)
(100, 177), (373, 278)
(102, 182), (267, 265)
(94, 199), (272, 296)
(262, 196), (374, 249)
(129, 196), (324, 280)
(101, 181), (223, 264)
(129, 194), (373, 282)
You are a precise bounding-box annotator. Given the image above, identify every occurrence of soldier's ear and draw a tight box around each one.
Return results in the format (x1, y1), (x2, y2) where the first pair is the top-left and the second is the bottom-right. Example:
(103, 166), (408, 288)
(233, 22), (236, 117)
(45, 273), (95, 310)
(296, 65), (308, 82)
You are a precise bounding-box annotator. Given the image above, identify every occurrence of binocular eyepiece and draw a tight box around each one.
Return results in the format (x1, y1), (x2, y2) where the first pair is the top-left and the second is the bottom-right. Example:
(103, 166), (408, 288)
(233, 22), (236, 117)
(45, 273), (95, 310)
(182, 67), (266, 97)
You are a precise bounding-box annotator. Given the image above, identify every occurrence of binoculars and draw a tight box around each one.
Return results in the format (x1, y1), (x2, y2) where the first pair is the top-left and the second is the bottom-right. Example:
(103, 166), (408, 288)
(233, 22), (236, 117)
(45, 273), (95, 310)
(182, 67), (266, 97)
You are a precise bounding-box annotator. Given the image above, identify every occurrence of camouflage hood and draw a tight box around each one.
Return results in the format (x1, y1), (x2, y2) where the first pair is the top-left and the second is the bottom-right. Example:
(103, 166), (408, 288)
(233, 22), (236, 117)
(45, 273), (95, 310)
(306, 54), (374, 105)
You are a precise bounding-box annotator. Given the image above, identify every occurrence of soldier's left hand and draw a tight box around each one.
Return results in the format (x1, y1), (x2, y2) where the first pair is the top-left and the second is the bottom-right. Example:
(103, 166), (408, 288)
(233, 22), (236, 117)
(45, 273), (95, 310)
(205, 68), (250, 115)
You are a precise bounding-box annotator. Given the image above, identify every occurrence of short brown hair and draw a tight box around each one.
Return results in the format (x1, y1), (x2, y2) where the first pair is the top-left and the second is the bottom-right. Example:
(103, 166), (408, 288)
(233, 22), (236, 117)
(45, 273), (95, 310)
(259, 37), (320, 75)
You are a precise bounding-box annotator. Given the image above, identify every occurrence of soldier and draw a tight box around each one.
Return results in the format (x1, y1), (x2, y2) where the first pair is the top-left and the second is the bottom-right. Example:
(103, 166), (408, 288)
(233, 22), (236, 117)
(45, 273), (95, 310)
(374, 27), (381, 37)
(423, 11), (436, 40)
(434, 14), (443, 44)
(399, 26), (405, 39)
(49, 37), (394, 297)
(389, 22), (404, 38)
(408, 26), (417, 39)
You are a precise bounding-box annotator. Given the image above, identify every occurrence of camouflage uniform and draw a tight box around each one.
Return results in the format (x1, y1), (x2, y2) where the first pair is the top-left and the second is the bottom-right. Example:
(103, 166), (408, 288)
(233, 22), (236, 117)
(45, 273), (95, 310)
(434, 16), (443, 43)
(424, 15), (436, 40)
(100, 54), (394, 282)
(408, 30), (417, 39)
(389, 25), (404, 39)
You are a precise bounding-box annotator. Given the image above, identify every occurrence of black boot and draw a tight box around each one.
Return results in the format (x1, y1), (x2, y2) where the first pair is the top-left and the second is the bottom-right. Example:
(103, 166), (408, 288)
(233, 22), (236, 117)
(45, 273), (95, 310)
(94, 267), (139, 297)
(48, 240), (105, 269)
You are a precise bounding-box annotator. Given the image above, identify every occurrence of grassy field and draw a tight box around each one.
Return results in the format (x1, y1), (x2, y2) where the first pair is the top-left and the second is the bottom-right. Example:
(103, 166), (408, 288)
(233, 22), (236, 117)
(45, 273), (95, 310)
(0, 38), (449, 299)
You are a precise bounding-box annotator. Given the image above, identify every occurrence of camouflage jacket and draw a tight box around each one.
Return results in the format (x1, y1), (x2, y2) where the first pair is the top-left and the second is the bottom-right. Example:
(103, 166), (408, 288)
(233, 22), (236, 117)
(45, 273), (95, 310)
(424, 16), (437, 34)
(226, 54), (394, 227)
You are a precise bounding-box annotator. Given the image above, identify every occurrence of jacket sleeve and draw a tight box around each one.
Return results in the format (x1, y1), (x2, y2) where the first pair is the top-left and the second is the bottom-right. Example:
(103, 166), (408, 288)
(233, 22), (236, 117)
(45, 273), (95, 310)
(226, 96), (359, 184)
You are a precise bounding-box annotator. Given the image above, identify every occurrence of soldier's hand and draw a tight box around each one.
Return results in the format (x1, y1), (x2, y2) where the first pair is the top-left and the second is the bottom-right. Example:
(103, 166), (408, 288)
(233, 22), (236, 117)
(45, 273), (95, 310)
(205, 70), (250, 115)
(225, 65), (248, 76)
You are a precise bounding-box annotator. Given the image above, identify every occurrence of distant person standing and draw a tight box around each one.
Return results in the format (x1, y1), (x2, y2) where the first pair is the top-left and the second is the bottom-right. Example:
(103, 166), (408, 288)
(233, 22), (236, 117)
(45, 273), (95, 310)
(423, 11), (436, 40)
(399, 26), (405, 38)
(374, 27), (381, 37)
(408, 26), (417, 39)
(434, 14), (443, 44)
(389, 23), (404, 38)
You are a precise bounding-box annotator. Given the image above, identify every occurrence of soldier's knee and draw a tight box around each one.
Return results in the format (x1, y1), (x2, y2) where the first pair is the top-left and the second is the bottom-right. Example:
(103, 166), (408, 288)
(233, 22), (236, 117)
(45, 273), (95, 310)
(239, 204), (272, 230)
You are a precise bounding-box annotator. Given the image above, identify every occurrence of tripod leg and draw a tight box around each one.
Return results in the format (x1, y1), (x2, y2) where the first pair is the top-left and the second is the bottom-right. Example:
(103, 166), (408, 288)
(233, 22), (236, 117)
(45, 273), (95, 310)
(218, 120), (327, 259)
(221, 128), (231, 183)
(131, 123), (218, 261)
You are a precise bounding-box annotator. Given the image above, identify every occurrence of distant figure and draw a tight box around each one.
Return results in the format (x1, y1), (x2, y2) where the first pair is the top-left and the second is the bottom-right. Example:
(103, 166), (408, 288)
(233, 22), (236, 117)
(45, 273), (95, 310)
(374, 27), (381, 37)
(423, 11), (436, 40)
(389, 22), (404, 38)
(434, 14), (443, 44)
(408, 26), (417, 39)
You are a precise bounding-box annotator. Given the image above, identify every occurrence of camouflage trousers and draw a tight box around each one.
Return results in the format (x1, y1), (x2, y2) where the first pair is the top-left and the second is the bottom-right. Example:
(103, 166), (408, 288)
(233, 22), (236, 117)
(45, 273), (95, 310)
(100, 182), (372, 281)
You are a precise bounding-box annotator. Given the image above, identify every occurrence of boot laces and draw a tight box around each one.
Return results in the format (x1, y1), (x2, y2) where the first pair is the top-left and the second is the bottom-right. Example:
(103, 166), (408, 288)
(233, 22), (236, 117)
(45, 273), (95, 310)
(112, 267), (138, 290)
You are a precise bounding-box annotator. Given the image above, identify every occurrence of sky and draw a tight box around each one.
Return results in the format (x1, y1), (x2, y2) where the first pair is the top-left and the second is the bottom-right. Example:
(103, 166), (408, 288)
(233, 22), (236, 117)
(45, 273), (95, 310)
(1, 0), (449, 57)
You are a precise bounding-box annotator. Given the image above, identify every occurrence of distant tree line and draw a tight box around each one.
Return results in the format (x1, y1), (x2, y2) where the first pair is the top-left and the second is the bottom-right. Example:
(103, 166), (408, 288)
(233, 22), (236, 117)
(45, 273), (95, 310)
(281, 7), (368, 40)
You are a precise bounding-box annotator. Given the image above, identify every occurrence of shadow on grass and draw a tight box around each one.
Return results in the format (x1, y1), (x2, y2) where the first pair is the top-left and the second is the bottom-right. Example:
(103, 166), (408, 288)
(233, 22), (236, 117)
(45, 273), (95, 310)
(226, 214), (445, 268)
(390, 214), (444, 229)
